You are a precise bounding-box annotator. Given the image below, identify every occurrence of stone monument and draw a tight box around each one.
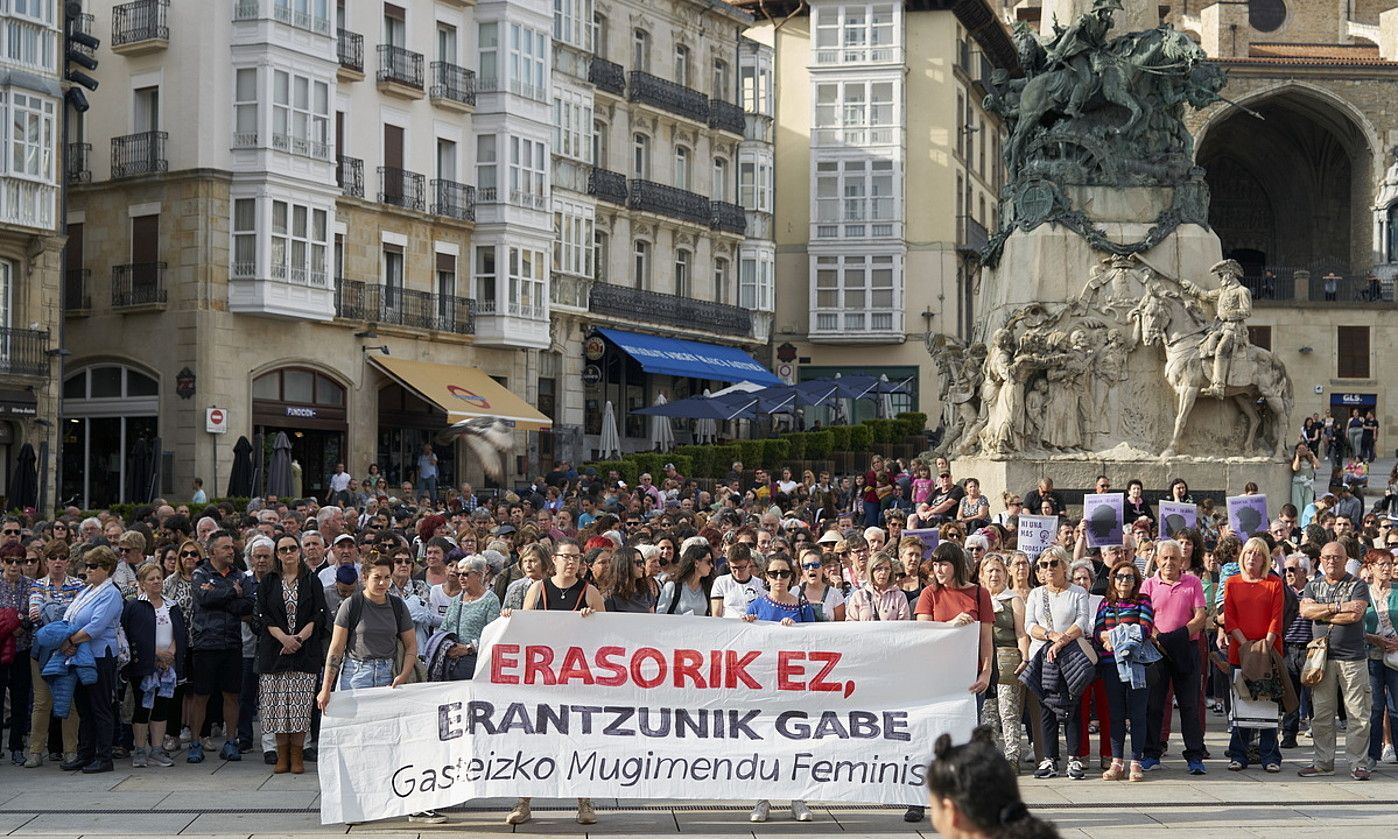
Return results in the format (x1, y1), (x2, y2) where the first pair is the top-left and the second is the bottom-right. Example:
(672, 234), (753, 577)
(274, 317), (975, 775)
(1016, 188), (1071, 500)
(937, 0), (1294, 506)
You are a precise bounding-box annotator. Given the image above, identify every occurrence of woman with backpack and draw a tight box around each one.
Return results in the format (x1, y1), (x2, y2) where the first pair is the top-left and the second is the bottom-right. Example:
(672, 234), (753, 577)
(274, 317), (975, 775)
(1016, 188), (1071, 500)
(656, 541), (714, 616)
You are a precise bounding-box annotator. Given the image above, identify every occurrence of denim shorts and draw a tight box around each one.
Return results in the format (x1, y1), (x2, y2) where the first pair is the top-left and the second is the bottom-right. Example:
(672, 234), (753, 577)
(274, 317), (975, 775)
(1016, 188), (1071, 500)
(339, 657), (394, 691)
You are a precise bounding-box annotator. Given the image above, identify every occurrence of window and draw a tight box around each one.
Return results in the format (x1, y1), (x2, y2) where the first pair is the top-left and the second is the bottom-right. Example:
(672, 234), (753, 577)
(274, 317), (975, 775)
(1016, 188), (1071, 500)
(474, 244), (497, 303)
(813, 253), (898, 332)
(594, 12), (608, 58)
(674, 249), (690, 298)
(231, 198), (256, 277)
(553, 0), (594, 52)
(740, 251), (773, 311)
(1337, 326), (1370, 379)
(814, 157), (895, 236)
(738, 151), (771, 212)
(553, 88), (594, 164)
(134, 85), (159, 133)
(712, 59), (730, 103)
(382, 3), (405, 46)
(632, 239), (649, 289)
(740, 54), (772, 115)
(476, 134), (496, 200)
(61, 365), (160, 509)
(714, 257), (729, 304)
(4, 89), (55, 180)
(813, 3), (898, 64)
(382, 244), (404, 306)
(270, 200), (329, 285)
(508, 23), (547, 101)
(508, 246), (545, 317)
(478, 22), (498, 89)
(594, 230), (608, 281)
(1247, 326), (1272, 352)
(1, 1), (58, 72)
(508, 136), (546, 208)
(674, 145), (690, 190)
(272, 70), (330, 158)
(1250, 0), (1286, 33)
(233, 68), (258, 146)
(436, 137), (456, 181)
(814, 80), (896, 146)
(674, 44), (689, 87)
(592, 119), (607, 169)
(632, 132), (650, 179)
(437, 22), (458, 64)
(552, 199), (594, 278)
(632, 29), (649, 73)
(713, 157), (728, 202)
(436, 251), (456, 301)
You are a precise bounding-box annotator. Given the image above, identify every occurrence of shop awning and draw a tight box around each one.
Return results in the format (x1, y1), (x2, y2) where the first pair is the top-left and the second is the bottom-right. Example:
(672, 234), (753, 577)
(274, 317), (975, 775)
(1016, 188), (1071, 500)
(597, 328), (781, 386)
(368, 357), (552, 431)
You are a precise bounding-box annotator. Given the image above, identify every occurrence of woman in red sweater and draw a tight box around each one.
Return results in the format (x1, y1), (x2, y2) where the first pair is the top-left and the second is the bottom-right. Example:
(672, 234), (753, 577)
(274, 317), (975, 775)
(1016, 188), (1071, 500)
(1222, 537), (1285, 772)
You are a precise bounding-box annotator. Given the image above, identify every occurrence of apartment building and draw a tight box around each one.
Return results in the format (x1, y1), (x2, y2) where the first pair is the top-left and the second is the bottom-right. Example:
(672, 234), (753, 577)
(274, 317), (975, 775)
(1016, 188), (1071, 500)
(60, 0), (777, 507)
(740, 0), (1013, 422)
(0, 0), (65, 510)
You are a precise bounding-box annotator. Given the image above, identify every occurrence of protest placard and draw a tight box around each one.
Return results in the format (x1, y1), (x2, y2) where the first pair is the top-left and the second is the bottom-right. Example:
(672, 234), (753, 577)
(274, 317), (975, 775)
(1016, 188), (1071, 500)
(1227, 494), (1269, 537)
(1158, 501), (1197, 538)
(318, 613), (979, 824)
(903, 528), (940, 559)
(1016, 515), (1057, 558)
(1083, 493), (1125, 549)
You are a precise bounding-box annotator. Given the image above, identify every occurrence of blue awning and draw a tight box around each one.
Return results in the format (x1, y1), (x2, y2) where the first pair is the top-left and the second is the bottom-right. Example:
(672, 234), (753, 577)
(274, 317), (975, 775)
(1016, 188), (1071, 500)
(597, 328), (781, 386)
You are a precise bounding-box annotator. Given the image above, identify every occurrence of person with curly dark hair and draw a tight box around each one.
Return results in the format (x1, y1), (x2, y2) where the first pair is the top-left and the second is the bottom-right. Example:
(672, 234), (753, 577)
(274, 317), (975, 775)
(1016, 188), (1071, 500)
(925, 726), (1061, 837)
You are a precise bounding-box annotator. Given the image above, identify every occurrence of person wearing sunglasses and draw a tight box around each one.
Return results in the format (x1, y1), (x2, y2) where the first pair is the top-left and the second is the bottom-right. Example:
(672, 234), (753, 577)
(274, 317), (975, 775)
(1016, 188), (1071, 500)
(795, 546), (845, 622)
(743, 554), (816, 823)
(255, 534), (327, 774)
(601, 546), (656, 613)
(1023, 545), (1093, 780)
(439, 555), (502, 679)
(53, 545), (124, 773)
(1093, 563), (1156, 782)
(0, 542), (35, 765)
(22, 540), (84, 767)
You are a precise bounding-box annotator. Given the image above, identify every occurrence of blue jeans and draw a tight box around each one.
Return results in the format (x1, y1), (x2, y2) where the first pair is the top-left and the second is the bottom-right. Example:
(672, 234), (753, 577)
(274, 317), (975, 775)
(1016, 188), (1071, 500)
(862, 500), (881, 527)
(1368, 659), (1398, 765)
(1101, 661), (1149, 760)
(339, 658), (394, 691)
(416, 476), (438, 502)
(1227, 667), (1281, 768)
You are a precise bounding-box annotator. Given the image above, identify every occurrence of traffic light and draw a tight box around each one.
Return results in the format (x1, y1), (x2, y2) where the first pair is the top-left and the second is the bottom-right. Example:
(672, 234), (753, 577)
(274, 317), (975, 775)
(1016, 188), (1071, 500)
(64, 1), (99, 113)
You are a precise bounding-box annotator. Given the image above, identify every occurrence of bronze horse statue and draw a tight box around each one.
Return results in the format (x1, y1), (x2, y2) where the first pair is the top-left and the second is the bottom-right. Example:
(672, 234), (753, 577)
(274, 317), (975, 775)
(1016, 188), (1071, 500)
(1132, 290), (1293, 460)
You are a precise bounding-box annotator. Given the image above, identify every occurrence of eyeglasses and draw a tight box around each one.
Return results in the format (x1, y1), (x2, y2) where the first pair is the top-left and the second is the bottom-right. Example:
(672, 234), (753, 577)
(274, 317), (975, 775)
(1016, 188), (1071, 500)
(1284, 567), (1300, 574)
(120, 547), (139, 553)
(276, 545), (299, 554)
(766, 569), (793, 579)
(2, 529), (20, 536)
(1, 558), (18, 565)
(1112, 573), (1135, 581)
(1320, 554), (1347, 561)
(968, 546), (985, 553)
(394, 558), (414, 565)
(1037, 559), (1061, 569)
(179, 550), (200, 558)
(555, 553), (581, 560)
(801, 561), (822, 570)
(84, 562), (102, 569)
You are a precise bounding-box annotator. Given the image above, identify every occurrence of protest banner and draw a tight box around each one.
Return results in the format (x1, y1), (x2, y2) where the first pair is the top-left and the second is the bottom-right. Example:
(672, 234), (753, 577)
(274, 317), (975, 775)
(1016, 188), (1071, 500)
(1157, 501), (1197, 538)
(1227, 494), (1269, 537)
(1016, 515), (1057, 558)
(1083, 493), (1124, 548)
(318, 613), (978, 824)
(903, 528), (940, 559)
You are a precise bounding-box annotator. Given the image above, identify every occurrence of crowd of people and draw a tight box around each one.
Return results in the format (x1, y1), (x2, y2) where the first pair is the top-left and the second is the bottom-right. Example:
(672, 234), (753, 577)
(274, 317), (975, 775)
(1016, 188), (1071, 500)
(0, 447), (1395, 829)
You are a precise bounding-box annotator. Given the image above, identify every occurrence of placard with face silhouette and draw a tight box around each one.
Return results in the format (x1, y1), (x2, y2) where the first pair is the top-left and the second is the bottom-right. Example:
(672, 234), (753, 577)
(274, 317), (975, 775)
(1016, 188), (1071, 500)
(1158, 501), (1196, 538)
(1227, 494), (1269, 538)
(1084, 493), (1125, 549)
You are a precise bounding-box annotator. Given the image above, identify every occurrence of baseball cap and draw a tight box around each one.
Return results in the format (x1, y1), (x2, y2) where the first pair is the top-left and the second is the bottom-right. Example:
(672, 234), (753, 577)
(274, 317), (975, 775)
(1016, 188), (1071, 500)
(333, 533), (356, 546)
(492, 524), (517, 536)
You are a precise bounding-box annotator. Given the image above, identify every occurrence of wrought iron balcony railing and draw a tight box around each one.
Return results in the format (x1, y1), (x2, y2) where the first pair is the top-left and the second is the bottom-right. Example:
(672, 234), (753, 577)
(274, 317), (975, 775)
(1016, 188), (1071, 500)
(66, 142), (91, 183)
(337, 28), (364, 72)
(112, 0), (169, 47)
(334, 278), (474, 334)
(587, 167), (628, 205)
(710, 201), (746, 235)
(628, 179), (710, 226)
(336, 155), (364, 198)
(430, 179), (474, 221)
(628, 71), (708, 123)
(430, 61), (475, 106)
(0, 327), (51, 377)
(589, 282), (751, 337)
(588, 56), (625, 96)
(377, 44), (423, 89)
(378, 166), (426, 212)
(72, 12), (96, 57)
(708, 99), (745, 135)
(112, 262), (168, 308)
(111, 131), (168, 179)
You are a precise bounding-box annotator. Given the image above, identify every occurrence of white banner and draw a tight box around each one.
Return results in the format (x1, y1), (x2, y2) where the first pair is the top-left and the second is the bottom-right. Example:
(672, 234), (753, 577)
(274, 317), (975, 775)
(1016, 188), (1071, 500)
(318, 613), (978, 824)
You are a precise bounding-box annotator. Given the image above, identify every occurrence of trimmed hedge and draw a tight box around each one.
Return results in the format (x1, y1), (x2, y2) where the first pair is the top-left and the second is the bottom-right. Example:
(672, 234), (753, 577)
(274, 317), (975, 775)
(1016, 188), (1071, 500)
(826, 425), (851, 451)
(737, 440), (764, 471)
(673, 445), (713, 481)
(710, 445), (740, 478)
(784, 432), (807, 461)
(848, 424), (873, 450)
(896, 411), (929, 436)
(865, 419), (902, 444)
(762, 438), (790, 469)
(803, 430), (834, 459)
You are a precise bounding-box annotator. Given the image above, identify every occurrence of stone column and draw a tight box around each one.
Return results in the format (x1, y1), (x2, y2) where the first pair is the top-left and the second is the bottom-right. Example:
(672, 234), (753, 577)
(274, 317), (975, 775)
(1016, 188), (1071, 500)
(1038, 0), (1158, 38)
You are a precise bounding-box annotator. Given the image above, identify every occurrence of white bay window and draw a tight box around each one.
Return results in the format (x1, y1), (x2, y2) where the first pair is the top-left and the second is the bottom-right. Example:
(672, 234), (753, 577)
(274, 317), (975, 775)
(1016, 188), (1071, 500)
(812, 253), (900, 335)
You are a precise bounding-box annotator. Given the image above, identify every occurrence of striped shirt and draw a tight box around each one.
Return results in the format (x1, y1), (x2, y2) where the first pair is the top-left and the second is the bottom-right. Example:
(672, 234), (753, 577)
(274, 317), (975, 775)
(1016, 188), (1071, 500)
(28, 574), (84, 620)
(1093, 594), (1155, 662)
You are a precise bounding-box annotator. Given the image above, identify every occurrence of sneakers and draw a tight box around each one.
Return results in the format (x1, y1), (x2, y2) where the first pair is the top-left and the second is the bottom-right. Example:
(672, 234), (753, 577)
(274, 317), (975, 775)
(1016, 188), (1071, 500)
(1187, 760), (1207, 776)
(1352, 767), (1371, 781)
(1066, 757), (1085, 780)
(1034, 758), (1058, 779)
(219, 740), (241, 762)
(131, 748), (148, 769)
(22, 752), (41, 769)
(147, 749), (175, 768)
(505, 799), (531, 826)
(749, 800), (770, 823)
(179, 727), (193, 747)
(790, 801), (812, 822)
(1264, 763), (1281, 773)
(408, 811), (447, 824)
(576, 799), (596, 825)
(1139, 757), (1161, 771)
(903, 806), (925, 823)
(1383, 743), (1397, 764)
(1227, 760), (1244, 771)
(186, 742), (205, 764)
(162, 735), (180, 753)
(1298, 765), (1334, 777)
(10, 750), (23, 766)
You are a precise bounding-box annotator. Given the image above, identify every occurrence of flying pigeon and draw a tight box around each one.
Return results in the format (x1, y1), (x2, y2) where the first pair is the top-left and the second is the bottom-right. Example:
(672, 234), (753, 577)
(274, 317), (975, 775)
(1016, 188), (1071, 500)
(437, 417), (515, 480)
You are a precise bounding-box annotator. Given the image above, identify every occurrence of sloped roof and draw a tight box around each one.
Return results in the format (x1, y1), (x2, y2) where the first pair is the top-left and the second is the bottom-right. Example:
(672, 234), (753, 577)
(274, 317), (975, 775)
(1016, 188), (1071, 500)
(1240, 42), (1392, 65)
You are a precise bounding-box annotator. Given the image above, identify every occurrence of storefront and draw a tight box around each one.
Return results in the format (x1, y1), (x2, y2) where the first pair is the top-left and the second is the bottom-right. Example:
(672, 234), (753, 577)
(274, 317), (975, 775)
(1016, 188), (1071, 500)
(61, 365), (160, 509)
(377, 383), (456, 489)
(584, 328), (780, 448)
(0, 389), (36, 500)
(1330, 392), (1377, 416)
(252, 367), (348, 501)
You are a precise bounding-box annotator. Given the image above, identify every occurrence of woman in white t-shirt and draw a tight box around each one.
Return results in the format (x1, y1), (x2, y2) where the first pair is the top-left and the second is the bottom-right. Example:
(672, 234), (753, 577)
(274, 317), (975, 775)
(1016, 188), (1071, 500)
(1023, 545), (1092, 781)
(775, 467), (800, 497)
(795, 546), (845, 621)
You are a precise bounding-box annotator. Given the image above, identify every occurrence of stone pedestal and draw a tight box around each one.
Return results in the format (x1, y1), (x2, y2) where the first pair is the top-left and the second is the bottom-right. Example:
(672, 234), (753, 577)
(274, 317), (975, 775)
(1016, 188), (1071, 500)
(952, 454), (1292, 520)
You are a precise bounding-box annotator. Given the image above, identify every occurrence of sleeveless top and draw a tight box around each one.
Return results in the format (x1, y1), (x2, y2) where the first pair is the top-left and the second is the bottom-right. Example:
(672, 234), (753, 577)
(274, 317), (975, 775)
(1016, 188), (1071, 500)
(540, 577), (588, 611)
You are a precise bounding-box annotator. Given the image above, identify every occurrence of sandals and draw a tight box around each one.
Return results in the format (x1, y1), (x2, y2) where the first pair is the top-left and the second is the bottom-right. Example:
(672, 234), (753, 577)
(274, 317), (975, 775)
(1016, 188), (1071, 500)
(1128, 761), (1145, 782)
(1101, 760), (1125, 781)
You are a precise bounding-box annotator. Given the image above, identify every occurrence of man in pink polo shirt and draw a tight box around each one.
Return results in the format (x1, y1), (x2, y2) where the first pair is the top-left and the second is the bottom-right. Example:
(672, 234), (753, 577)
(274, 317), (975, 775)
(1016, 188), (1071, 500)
(1139, 540), (1209, 774)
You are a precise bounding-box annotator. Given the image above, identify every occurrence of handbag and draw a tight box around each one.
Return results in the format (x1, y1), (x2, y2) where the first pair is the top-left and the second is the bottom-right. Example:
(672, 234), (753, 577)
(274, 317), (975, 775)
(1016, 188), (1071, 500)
(1038, 588), (1098, 665)
(995, 646), (1023, 685)
(1300, 636), (1328, 687)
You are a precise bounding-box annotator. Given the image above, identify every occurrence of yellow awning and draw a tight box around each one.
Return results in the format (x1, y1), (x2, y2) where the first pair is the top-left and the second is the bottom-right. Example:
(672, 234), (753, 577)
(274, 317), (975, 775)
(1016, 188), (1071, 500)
(368, 356), (553, 431)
